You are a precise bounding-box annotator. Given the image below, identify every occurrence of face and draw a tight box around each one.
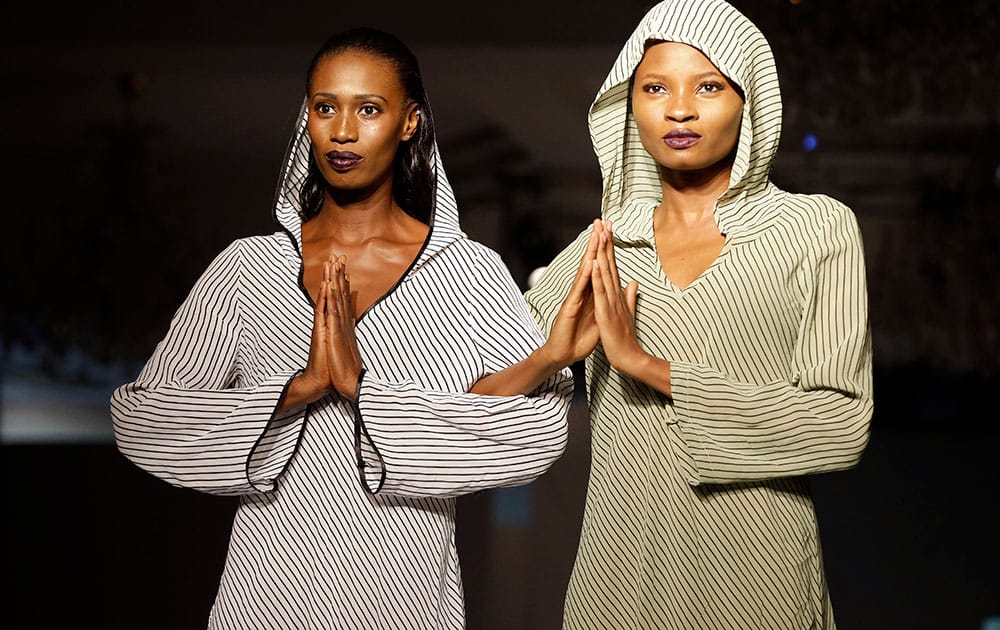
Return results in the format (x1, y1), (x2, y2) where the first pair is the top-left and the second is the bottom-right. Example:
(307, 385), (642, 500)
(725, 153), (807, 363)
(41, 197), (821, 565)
(307, 50), (419, 194)
(631, 42), (744, 176)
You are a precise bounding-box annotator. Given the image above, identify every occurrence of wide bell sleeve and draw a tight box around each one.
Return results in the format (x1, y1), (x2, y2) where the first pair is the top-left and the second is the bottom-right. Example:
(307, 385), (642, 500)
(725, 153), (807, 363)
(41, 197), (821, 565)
(671, 201), (873, 485)
(353, 246), (573, 498)
(110, 240), (307, 496)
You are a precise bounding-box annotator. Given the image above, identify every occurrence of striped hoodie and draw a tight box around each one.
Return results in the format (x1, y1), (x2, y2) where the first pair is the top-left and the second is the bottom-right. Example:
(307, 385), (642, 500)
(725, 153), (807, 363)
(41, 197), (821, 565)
(524, 0), (873, 628)
(110, 101), (572, 628)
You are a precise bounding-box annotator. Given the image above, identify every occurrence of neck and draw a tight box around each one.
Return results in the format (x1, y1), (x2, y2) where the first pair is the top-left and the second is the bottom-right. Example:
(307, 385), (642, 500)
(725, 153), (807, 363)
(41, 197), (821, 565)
(656, 158), (733, 224)
(311, 182), (402, 243)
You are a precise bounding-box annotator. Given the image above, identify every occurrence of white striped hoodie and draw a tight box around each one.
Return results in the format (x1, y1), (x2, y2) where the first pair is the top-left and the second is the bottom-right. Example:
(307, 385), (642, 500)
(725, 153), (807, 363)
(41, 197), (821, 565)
(111, 101), (572, 629)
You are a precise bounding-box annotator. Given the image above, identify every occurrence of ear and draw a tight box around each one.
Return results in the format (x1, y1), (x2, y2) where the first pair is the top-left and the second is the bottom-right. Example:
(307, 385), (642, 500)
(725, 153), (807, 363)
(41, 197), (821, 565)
(401, 102), (420, 142)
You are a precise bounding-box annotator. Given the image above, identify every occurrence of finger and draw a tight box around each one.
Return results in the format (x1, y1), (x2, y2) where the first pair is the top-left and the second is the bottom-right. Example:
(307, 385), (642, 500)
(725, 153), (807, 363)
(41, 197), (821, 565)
(602, 221), (620, 283)
(337, 265), (345, 297)
(333, 270), (360, 364)
(583, 218), (601, 261)
(312, 280), (328, 351)
(324, 255), (334, 300)
(331, 264), (347, 325)
(590, 260), (612, 327)
(325, 277), (339, 328)
(317, 261), (330, 314)
(595, 232), (620, 300)
(323, 279), (340, 374)
(591, 257), (606, 299)
(567, 254), (595, 303)
(569, 219), (601, 292)
(335, 263), (352, 323)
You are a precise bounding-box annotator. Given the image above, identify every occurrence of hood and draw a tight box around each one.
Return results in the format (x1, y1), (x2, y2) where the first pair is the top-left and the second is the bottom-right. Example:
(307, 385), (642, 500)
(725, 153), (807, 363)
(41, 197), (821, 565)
(590, 0), (782, 243)
(271, 99), (465, 273)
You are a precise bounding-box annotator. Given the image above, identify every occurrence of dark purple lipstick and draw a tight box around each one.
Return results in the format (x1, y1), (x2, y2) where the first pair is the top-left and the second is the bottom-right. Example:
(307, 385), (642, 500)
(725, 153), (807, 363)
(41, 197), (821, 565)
(325, 151), (363, 171)
(663, 129), (701, 149)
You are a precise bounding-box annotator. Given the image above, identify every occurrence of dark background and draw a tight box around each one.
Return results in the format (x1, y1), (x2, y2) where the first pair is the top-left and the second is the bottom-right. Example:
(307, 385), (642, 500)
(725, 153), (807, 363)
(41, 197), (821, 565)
(3, 1), (998, 628)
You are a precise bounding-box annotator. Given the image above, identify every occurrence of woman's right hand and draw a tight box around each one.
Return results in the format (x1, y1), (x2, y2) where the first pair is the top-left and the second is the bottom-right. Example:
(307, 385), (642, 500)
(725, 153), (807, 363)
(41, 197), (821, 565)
(540, 219), (601, 369)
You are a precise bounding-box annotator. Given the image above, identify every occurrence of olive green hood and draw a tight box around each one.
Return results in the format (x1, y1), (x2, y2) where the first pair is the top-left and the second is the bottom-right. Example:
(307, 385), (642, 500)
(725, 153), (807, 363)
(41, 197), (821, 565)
(591, 0), (782, 243)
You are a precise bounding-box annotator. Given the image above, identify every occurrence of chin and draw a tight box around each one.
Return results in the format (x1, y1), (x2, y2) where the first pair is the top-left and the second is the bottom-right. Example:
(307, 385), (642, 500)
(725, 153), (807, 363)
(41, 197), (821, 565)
(658, 151), (732, 174)
(659, 158), (712, 172)
(321, 171), (366, 188)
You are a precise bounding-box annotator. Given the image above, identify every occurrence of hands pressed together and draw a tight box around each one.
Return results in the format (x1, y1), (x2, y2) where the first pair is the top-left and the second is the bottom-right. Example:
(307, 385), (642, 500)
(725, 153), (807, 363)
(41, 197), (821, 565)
(541, 219), (670, 395)
(543, 219), (634, 368)
(286, 221), (669, 408)
(282, 256), (363, 412)
(471, 217), (669, 399)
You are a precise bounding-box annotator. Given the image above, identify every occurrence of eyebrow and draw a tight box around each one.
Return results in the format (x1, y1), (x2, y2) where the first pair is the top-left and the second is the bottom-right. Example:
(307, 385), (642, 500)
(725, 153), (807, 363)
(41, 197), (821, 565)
(311, 92), (389, 103)
(637, 71), (725, 82)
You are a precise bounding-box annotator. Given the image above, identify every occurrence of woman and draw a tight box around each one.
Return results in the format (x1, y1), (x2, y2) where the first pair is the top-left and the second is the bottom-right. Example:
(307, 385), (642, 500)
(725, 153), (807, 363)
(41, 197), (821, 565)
(110, 28), (574, 628)
(494, 0), (874, 627)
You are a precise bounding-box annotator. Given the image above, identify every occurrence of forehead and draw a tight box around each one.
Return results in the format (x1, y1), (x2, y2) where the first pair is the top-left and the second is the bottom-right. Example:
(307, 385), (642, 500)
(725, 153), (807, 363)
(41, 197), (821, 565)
(309, 50), (403, 96)
(635, 41), (720, 76)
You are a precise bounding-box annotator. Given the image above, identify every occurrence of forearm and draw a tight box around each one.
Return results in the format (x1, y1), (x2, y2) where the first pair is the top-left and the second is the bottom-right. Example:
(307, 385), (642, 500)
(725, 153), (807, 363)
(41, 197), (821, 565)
(357, 370), (572, 497)
(111, 372), (307, 495)
(469, 345), (565, 396)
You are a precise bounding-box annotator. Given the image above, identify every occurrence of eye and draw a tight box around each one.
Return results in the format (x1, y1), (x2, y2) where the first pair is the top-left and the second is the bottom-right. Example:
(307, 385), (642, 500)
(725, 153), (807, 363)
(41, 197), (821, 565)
(698, 81), (726, 94)
(359, 104), (381, 117)
(314, 102), (335, 115)
(642, 83), (668, 95)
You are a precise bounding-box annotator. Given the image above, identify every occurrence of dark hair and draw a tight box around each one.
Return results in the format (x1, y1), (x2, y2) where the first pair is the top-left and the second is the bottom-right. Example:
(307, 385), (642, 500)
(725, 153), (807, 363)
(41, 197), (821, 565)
(299, 27), (437, 224)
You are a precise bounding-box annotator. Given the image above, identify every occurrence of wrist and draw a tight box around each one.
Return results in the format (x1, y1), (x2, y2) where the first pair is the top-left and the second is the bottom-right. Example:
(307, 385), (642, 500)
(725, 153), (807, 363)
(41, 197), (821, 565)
(536, 341), (570, 372)
(610, 343), (648, 378)
(296, 371), (334, 398)
(280, 372), (333, 412)
(615, 348), (672, 397)
(335, 368), (362, 401)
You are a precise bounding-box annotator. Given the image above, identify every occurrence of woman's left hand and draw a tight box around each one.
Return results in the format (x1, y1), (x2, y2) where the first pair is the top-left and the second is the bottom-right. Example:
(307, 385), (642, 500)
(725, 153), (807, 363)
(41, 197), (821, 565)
(325, 256), (363, 400)
(591, 221), (643, 374)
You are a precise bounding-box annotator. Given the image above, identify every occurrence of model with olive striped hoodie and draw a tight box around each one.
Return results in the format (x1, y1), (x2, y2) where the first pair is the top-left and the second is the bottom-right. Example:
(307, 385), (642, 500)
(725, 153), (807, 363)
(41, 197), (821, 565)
(525, 1), (872, 627)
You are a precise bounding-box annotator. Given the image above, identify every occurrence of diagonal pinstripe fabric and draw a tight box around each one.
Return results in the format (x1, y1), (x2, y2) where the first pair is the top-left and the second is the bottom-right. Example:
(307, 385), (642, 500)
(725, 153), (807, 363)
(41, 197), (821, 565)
(110, 96), (572, 628)
(524, 1), (873, 628)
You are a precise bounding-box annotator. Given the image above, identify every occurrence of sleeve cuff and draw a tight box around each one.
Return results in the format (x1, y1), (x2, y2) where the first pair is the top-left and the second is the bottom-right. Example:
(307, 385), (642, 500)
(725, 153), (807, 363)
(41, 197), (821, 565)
(353, 369), (387, 495)
(246, 371), (309, 492)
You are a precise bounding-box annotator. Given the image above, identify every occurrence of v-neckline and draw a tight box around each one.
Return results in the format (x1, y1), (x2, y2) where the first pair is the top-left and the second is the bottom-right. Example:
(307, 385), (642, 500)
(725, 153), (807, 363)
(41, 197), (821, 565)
(651, 226), (731, 295)
(296, 224), (434, 325)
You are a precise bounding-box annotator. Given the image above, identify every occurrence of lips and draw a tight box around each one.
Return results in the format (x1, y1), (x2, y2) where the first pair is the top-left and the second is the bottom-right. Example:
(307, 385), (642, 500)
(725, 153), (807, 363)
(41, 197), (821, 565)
(663, 129), (701, 149)
(325, 151), (363, 171)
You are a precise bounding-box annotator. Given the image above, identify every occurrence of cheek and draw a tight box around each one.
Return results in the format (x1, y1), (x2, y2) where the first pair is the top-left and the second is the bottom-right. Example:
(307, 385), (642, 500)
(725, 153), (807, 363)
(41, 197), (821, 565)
(635, 122), (661, 157)
(706, 105), (742, 153)
(307, 118), (324, 147)
(369, 121), (404, 155)
(724, 106), (743, 139)
(632, 104), (661, 146)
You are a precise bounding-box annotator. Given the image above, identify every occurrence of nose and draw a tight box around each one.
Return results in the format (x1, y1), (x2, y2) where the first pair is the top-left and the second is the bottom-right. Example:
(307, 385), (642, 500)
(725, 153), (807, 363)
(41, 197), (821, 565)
(665, 92), (696, 123)
(331, 112), (358, 143)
